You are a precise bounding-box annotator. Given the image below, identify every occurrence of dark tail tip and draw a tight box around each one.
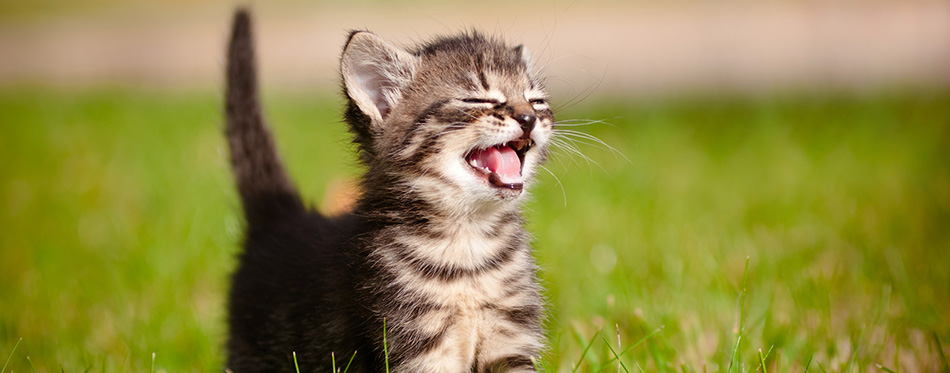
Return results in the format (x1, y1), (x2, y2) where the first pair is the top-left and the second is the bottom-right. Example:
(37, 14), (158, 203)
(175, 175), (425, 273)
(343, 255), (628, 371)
(231, 8), (251, 46)
(225, 8), (305, 226)
(228, 8), (254, 90)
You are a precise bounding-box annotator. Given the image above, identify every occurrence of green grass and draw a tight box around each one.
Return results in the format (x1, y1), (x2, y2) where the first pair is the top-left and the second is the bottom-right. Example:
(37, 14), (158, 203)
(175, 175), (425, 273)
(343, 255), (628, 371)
(0, 88), (948, 371)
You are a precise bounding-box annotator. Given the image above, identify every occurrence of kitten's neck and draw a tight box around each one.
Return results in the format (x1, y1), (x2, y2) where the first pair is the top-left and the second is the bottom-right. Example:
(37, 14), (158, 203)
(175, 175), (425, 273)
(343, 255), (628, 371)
(358, 187), (527, 272)
(360, 191), (520, 225)
(358, 171), (524, 226)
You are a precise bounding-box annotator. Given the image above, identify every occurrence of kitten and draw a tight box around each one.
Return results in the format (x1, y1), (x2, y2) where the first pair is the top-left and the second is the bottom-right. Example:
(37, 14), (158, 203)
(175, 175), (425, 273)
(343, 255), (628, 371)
(225, 9), (554, 372)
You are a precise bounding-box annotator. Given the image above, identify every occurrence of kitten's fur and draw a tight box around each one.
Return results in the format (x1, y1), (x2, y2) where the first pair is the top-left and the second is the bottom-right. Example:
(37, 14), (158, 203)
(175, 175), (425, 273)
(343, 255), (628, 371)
(225, 9), (554, 372)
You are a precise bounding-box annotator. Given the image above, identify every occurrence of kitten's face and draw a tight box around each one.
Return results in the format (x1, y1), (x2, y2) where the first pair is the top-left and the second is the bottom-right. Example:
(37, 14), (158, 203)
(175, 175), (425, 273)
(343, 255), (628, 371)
(342, 32), (553, 209)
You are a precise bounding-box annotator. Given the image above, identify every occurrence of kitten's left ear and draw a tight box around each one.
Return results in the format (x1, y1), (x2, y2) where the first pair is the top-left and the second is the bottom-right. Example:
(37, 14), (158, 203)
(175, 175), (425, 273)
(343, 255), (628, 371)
(513, 44), (533, 69)
(341, 31), (419, 124)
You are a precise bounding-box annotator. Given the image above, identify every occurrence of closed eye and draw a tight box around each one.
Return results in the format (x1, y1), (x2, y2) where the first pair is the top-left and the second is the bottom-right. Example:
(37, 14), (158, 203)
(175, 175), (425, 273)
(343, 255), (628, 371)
(529, 98), (549, 109)
(460, 98), (503, 105)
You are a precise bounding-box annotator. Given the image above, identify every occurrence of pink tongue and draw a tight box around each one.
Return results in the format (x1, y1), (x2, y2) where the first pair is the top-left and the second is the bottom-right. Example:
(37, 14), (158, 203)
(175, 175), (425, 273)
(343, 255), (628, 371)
(472, 145), (522, 181)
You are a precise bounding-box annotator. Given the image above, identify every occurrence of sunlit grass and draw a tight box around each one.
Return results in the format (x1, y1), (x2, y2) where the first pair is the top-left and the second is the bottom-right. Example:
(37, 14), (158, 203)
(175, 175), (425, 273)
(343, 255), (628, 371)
(534, 92), (950, 371)
(0, 88), (947, 371)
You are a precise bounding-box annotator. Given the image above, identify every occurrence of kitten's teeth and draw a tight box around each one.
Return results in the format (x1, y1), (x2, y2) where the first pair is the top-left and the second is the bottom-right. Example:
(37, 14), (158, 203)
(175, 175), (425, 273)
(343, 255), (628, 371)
(511, 140), (528, 151)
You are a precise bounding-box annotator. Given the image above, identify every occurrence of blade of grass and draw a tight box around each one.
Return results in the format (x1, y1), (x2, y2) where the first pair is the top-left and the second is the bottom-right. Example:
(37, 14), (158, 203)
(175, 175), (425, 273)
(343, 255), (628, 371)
(601, 326), (664, 366)
(599, 335), (630, 373)
(756, 345), (773, 372)
(293, 351), (300, 373)
(549, 331), (564, 362)
(383, 318), (390, 373)
(121, 349), (131, 373)
(875, 364), (897, 373)
(572, 331), (600, 373)
(935, 332), (949, 373)
(27, 356), (36, 373)
(2, 338), (22, 373)
(634, 361), (646, 373)
(803, 353), (813, 373)
(846, 286), (888, 373)
(893, 337), (900, 373)
(729, 336), (742, 373)
(150, 352), (156, 373)
(342, 350), (357, 373)
(531, 356), (543, 372)
(729, 257), (751, 373)
(732, 259), (752, 371)
(538, 352), (555, 373)
(646, 335), (668, 373)
(332, 351), (337, 372)
(846, 329), (863, 373)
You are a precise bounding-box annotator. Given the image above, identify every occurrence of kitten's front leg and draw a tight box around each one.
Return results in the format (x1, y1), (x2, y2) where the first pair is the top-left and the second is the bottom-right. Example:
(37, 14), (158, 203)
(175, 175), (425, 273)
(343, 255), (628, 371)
(382, 309), (474, 373)
(474, 340), (542, 372)
(473, 307), (545, 372)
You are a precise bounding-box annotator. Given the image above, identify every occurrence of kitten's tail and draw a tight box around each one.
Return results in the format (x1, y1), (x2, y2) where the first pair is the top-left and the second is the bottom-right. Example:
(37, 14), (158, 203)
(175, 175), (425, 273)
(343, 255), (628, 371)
(226, 9), (304, 225)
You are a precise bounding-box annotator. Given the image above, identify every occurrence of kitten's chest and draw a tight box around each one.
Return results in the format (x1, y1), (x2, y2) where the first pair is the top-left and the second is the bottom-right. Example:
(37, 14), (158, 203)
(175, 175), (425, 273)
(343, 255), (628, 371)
(398, 232), (531, 368)
(367, 220), (541, 371)
(394, 225), (524, 305)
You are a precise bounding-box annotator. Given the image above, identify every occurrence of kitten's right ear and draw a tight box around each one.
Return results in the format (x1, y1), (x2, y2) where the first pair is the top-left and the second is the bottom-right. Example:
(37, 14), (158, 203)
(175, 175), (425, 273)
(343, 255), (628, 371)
(341, 31), (419, 123)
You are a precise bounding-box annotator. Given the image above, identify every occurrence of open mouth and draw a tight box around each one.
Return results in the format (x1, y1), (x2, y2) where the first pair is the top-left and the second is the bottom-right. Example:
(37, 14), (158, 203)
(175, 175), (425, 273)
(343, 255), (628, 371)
(466, 138), (534, 190)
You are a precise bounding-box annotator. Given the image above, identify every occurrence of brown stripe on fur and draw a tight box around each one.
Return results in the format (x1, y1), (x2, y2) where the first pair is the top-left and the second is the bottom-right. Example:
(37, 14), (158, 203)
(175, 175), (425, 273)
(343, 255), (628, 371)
(389, 241), (522, 281)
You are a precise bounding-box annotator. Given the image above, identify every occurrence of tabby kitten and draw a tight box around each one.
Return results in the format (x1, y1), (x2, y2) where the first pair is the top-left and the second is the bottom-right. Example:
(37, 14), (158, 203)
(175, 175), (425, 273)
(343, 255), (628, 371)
(225, 9), (554, 372)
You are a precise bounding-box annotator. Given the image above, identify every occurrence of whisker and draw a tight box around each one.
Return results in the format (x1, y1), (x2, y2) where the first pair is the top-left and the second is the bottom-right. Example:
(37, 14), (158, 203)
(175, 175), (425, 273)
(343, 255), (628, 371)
(533, 54), (574, 79)
(554, 118), (617, 128)
(552, 57), (608, 112)
(538, 164), (567, 207)
(553, 129), (629, 163)
(451, 107), (481, 122)
(550, 136), (605, 172)
(548, 136), (598, 173)
(549, 137), (589, 167)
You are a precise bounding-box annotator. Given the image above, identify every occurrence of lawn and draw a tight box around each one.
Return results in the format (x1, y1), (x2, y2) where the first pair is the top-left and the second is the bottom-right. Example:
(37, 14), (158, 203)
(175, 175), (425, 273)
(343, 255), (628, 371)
(1, 88), (948, 372)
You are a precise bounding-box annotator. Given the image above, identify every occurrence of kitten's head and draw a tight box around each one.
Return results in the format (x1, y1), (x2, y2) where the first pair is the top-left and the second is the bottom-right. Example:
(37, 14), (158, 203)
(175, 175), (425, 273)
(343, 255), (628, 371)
(341, 31), (553, 211)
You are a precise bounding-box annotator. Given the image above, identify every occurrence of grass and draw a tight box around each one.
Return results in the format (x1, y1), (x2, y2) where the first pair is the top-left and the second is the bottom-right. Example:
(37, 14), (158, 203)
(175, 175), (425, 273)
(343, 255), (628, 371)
(0, 87), (948, 371)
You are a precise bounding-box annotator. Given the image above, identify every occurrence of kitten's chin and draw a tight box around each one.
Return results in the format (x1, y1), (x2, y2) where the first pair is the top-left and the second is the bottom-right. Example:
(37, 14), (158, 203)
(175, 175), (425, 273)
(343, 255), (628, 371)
(478, 171), (531, 202)
(496, 187), (525, 200)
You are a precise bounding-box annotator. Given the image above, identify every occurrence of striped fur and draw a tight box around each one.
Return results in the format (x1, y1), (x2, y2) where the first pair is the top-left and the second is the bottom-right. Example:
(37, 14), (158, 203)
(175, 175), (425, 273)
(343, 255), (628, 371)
(225, 9), (553, 372)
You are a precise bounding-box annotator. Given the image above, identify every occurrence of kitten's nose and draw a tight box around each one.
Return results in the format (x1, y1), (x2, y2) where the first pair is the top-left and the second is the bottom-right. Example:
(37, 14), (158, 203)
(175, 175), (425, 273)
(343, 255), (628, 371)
(515, 114), (536, 135)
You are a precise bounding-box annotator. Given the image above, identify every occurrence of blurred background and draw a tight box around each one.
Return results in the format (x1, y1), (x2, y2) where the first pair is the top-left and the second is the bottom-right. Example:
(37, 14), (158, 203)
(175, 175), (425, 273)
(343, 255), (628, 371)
(1, 0), (948, 371)
(2, 0), (948, 95)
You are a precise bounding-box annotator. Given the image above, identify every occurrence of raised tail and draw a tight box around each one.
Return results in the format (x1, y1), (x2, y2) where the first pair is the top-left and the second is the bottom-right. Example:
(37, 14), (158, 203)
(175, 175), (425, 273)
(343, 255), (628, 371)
(226, 9), (304, 226)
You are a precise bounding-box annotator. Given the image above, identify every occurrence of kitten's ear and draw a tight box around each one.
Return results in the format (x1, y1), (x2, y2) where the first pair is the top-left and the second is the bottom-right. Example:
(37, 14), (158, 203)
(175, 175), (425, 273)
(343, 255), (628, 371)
(513, 44), (533, 69)
(341, 31), (419, 123)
